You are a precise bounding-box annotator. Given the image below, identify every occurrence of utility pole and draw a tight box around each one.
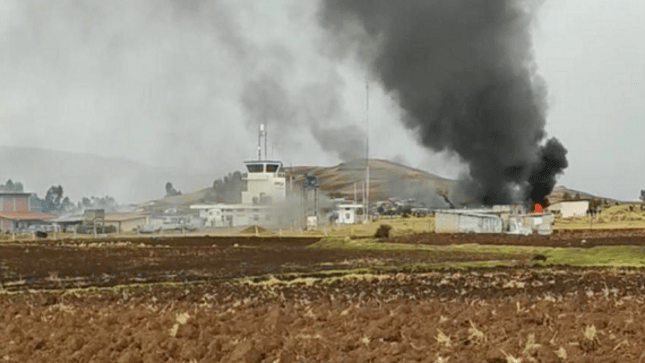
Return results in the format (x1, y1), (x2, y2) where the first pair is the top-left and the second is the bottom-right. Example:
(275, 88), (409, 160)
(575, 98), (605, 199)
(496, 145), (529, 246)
(353, 182), (357, 203)
(365, 80), (370, 222)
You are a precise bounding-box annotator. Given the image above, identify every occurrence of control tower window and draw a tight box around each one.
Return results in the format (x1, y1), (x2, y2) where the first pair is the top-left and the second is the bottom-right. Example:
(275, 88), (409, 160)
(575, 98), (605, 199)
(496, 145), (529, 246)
(266, 164), (279, 173)
(247, 164), (264, 173)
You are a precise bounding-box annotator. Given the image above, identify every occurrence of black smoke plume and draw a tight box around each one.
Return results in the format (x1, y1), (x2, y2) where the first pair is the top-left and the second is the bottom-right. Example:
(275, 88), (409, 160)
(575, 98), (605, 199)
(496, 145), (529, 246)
(319, 0), (568, 205)
(526, 138), (568, 205)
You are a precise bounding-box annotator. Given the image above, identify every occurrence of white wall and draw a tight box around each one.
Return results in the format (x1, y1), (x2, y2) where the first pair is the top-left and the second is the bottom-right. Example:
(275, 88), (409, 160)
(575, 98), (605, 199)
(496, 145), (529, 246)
(560, 201), (589, 218)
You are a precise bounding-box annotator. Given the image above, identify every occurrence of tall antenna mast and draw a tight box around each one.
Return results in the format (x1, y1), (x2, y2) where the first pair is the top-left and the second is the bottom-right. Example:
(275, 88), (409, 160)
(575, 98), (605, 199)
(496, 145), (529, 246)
(257, 124), (263, 160)
(365, 79), (370, 222)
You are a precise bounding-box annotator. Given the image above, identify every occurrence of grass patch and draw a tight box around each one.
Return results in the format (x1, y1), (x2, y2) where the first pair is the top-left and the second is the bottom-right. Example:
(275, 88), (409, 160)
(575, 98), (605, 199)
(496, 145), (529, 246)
(273, 217), (435, 237)
(544, 246), (645, 266)
(310, 236), (435, 251)
(554, 218), (645, 230)
(311, 237), (645, 267)
(553, 206), (645, 230)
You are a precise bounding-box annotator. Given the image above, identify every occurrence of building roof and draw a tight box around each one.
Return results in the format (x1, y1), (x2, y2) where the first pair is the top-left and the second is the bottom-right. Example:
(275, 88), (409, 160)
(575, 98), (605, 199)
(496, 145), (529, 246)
(104, 213), (147, 222)
(336, 203), (364, 208)
(0, 211), (56, 221)
(191, 204), (271, 210)
(53, 215), (84, 223)
(0, 192), (32, 197)
(53, 213), (148, 223)
(244, 160), (283, 164)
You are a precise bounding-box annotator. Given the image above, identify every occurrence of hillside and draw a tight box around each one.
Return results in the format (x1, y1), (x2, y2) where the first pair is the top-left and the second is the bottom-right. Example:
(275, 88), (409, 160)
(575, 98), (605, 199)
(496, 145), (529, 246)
(283, 159), (456, 202)
(132, 159), (624, 210)
(140, 188), (217, 214)
(548, 185), (621, 205)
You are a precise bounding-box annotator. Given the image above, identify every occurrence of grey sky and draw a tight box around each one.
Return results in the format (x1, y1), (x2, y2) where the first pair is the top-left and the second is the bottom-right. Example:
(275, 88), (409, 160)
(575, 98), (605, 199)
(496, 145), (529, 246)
(0, 0), (643, 202)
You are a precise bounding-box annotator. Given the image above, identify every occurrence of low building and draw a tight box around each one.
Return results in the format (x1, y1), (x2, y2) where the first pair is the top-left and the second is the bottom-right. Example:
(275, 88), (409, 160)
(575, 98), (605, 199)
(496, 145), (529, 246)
(435, 210), (503, 233)
(54, 212), (149, 233)
(53, 215), (84, 232)
(548, 200), (589, 218)
(0, 211), (57, 232)
(104, 213), (149, 233)
(328, 203), (364, 225)
(434, 205), (554, 235)
(146, 213), (201, 233)
(0, 192), (56, 232)
(191, 204), (276, 228)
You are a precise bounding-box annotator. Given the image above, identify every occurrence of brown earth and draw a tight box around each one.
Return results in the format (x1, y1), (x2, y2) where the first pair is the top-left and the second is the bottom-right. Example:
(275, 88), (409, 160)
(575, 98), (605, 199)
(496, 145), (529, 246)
(391, 228), (645, 247)
(2, 230), (645, 291)
(0, 235), (523, 291)
(2, 267), (645, 362)
(3, 233), (645, 362)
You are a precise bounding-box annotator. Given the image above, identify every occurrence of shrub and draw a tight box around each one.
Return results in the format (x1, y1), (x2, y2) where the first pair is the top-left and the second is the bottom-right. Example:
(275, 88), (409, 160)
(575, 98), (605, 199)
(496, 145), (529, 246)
(374, 224), (392, 239)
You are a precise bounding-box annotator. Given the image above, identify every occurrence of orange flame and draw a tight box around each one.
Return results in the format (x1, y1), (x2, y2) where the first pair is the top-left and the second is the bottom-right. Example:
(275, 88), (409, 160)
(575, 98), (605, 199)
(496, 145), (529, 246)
(532, 203), (543, 214)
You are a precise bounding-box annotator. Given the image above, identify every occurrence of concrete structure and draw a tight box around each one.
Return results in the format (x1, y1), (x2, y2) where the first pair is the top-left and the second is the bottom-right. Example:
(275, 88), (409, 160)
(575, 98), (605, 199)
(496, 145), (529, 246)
(191, 204), (276, 228)
(0, 192), (56, 232)
(434, 205), (554, 235)
(146, 213), (201, 232)
(435, 210), (504, 233)
(52, 215), (84, 232)
(306, 216), (318, 230)
(53, 212), (149, 233)
(548, 200), (589, 218)
(0, 211), (57, 232)
(192, 159), (288, 228)
(104, 213), (149, 233)
(329, 203), (364, 225)
(241, 160), (286, 205)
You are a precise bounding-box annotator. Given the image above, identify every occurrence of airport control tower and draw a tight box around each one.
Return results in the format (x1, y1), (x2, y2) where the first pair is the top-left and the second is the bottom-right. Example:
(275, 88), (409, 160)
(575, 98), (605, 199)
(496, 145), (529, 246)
(241, 124), (286, 205)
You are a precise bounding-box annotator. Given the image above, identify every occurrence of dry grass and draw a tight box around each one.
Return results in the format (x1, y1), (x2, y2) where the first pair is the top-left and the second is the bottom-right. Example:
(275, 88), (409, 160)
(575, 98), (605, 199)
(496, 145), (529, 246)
(268, 216), (435, 238)
(554, 204), (645, 230)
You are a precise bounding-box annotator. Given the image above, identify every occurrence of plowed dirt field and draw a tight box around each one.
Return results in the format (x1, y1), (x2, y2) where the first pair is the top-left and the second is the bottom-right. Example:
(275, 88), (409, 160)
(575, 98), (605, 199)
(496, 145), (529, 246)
(2, 231), (644, 362)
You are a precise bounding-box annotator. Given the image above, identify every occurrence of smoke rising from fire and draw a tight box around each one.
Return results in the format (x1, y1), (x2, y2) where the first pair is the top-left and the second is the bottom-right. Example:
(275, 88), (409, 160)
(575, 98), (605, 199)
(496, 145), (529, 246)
(318, 0), (568, 205)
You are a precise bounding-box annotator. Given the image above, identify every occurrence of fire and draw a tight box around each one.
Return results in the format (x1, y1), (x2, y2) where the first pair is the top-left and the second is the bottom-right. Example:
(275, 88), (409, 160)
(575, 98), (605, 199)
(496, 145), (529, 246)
(532, 202), (544, 214)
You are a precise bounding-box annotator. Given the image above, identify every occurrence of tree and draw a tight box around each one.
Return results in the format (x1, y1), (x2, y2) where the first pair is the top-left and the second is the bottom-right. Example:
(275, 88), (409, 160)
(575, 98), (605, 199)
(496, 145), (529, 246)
(165, 182), (181, 197)
(589, 198), (602, 215)
(213, 171), (245, 204)
(574, 192), (581, 200)
(562, 192), (572, 201)
(640, 190), (644, 202)
(0, 179), (24, 193)
(44, 185), (64, 212)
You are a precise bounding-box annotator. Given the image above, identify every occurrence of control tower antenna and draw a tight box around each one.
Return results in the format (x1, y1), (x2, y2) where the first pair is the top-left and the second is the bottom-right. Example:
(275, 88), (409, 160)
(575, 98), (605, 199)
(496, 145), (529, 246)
(257, 124), (263, 160)
(257, 123), (268, 160)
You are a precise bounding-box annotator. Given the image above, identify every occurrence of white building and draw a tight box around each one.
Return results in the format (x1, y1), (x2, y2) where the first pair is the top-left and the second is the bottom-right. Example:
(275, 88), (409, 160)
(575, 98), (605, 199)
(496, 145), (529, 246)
(241, 160), (286, 205)
(192, 160), (287, 228)
(548, 200), (589, 218)
(330, 203), (364, 225)
(191, 204), (276, 227)
(434, 205), (554, 235)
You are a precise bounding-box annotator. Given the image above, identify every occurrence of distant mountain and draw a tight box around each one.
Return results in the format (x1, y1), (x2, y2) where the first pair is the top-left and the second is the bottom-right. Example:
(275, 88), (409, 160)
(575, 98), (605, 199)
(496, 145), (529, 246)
(548, 185), (621, 204)
(0, 146), (215, 203)
(283, 159), (456, 202)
